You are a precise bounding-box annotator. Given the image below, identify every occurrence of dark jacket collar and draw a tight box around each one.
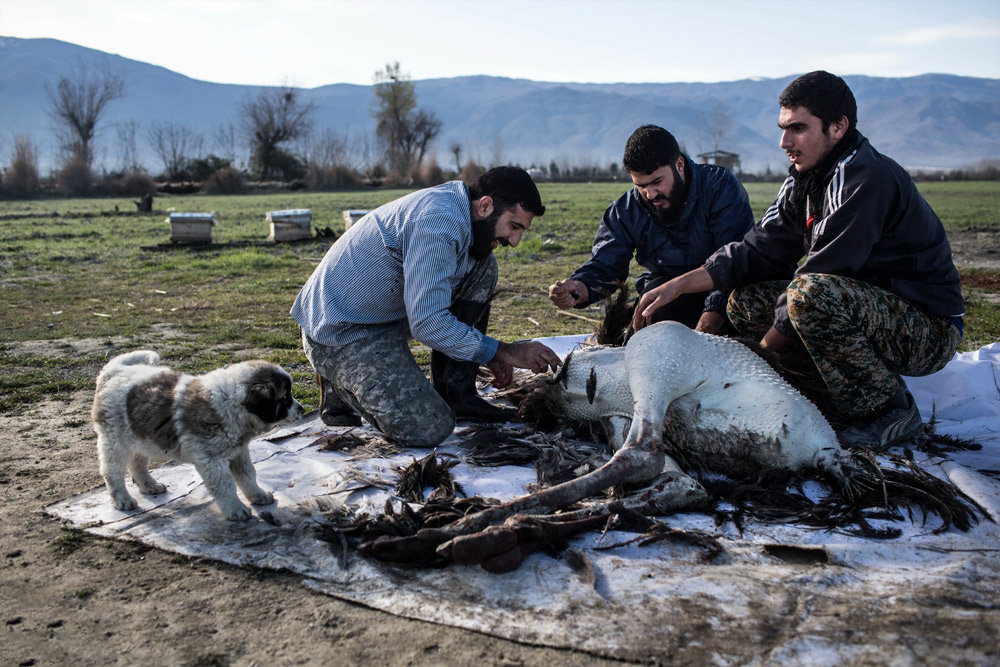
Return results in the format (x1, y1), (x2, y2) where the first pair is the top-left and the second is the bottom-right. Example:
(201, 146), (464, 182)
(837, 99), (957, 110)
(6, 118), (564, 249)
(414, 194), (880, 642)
(789, 128), (863, 185)
(789, 129), (863, 215)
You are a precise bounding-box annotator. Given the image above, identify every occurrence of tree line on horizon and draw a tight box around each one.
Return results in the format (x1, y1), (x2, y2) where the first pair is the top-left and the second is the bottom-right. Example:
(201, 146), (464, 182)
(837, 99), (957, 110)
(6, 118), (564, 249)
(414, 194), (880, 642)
(2, 61), (998, 200)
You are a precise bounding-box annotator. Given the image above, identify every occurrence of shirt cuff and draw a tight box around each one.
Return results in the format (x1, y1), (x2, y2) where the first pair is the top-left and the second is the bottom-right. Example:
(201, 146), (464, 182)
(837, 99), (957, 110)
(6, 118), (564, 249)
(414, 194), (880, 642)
(703, 258), (729, 292)
(704, 290), (728, 314)
(567, 274), (598, 307)
(474, 336), (500, 365)
(772, 311), (797, 338)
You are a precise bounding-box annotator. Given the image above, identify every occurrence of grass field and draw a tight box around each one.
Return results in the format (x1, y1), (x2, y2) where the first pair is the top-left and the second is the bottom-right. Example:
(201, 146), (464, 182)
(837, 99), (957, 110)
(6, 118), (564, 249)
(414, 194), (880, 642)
(1, 180), (998, 412)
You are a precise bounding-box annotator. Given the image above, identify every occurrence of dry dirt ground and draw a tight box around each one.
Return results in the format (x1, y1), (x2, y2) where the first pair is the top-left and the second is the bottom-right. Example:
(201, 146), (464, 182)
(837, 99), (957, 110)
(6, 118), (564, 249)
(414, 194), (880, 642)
(2, 229), (999, 666)
(949, 227), (1000, 271)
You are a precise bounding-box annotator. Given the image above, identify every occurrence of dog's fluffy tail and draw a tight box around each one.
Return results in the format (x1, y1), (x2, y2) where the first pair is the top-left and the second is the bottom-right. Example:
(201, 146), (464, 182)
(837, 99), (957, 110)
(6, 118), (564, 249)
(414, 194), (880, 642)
(97, 350), (161, 389)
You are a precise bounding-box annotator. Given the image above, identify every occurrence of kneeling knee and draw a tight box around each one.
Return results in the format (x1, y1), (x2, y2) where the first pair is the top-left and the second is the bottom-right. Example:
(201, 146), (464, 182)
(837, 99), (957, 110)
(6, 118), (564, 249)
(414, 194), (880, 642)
(787, 273), (839, 323)
(385, 400), (454, 448)
(404, 414), (455, 448)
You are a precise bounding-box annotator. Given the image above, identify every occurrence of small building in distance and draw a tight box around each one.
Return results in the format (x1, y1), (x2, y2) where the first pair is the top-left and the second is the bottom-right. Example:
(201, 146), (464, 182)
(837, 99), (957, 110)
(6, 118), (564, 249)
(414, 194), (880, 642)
(697, 150), (741, 173)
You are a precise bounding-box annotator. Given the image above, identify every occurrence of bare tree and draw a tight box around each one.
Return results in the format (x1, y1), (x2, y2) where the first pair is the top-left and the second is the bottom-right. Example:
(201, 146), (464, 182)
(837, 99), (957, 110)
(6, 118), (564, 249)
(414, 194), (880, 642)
(115, 120), (141, 173)
(147, 121), (203, 180)
(489, 136), (504, 168)
(449, 141), (462, 174)
(307, 127), (349, 169)
(346, 131), (382, 183)
(410, 109), (441, 169)
(241, 86), (314, 180)
(46, 64), (124, 168)
(212, 121), (244, 169)
(371, 62), (442, 179)
(2, 133), (40, 197)
(700, 100), (734, 153)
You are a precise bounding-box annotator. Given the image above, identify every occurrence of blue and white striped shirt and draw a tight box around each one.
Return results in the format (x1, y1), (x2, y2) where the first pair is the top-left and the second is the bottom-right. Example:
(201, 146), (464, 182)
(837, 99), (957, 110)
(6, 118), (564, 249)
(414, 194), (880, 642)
(290, 181), (499, 364)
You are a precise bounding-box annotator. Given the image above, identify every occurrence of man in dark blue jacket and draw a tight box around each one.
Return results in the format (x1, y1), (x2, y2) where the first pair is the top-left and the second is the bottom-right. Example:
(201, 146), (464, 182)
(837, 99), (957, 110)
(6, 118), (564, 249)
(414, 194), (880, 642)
(549, 125), (754, 332)
(632, 72), (964, 449)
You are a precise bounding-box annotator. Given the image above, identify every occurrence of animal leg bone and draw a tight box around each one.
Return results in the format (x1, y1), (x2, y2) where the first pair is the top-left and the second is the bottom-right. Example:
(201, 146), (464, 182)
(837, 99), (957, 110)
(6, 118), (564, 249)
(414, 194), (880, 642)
(446, 417), (667, 535)
(360, 422), (709, 569)
(439, 469), (709, 572)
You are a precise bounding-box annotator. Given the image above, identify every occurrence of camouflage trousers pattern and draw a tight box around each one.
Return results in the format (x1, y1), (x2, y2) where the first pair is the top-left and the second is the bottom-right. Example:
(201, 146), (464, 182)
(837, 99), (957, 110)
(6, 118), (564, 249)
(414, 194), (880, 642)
(302, 254), (499, 447)
(727, 273), (961, 418)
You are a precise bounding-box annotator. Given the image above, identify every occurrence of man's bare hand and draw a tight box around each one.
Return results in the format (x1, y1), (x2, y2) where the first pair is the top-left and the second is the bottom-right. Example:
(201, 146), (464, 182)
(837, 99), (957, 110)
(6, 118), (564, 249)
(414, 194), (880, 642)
(486, 360), (513, 388)
(548, 279), (588, 309)
(493, 340), (561, 375)
(631, 282), (679, 331)
(695, 311), (726, 334)
(759, 326), (790, 351)
(632, 267), (716, 332)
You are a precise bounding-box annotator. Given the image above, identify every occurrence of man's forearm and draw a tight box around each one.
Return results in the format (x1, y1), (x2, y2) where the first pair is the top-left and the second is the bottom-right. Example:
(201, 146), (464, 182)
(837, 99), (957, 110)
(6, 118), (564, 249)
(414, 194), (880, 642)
(677, 266), (716, 295)
(760, 326), (790, 350)
(633, 267), (717, 331)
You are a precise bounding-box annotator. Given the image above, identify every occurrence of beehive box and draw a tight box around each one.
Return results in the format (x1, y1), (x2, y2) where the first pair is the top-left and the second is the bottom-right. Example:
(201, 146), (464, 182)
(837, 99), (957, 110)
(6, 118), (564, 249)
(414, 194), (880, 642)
(267, 209), (313, 242)
(342, 209), (370, 231)
(168, 212), (215, 244)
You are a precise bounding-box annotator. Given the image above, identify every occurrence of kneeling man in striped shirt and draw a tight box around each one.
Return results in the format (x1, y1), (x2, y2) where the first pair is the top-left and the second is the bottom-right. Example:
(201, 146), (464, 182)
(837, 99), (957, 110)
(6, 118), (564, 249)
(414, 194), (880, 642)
(291, 167), (561, 447)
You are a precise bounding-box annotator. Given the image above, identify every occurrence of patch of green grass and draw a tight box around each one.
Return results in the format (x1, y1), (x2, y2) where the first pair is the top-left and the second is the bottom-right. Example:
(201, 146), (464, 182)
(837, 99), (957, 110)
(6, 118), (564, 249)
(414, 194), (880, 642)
(1, 183), (997, 414)
(915, 181), (1000, 231)
(962, 294), (1000, 350)
(960, 268), (1000, 350)
(0, 368), (93, 412)
(49, 529), (87, 557)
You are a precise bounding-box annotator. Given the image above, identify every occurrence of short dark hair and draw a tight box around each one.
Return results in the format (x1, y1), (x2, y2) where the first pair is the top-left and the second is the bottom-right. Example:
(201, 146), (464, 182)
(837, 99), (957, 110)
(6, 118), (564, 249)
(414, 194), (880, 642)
(622, 125), (682, 174)
(468, 166), (545, 216)
(779, 71), (857, 132)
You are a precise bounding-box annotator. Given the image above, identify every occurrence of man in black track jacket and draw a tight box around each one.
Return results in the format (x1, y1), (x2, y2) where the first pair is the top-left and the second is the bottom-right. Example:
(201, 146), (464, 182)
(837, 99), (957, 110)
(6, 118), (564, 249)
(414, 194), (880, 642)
(631, 71), (964, 449)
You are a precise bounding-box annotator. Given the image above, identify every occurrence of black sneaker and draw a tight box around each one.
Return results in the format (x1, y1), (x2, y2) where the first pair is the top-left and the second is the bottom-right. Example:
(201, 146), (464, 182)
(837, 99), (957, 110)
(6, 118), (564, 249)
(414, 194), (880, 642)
(839, 390), (923, 449)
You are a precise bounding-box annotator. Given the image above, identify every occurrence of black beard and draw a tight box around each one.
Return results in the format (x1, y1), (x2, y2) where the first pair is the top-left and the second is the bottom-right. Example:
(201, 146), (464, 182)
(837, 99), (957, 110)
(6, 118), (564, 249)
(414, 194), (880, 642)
(642, 166), (686, 225)
(469, 210), (501, 260)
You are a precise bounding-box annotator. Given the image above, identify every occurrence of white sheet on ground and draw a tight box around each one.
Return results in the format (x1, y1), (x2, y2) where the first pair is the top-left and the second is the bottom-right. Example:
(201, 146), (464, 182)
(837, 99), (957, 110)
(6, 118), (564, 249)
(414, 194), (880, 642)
(47, 340), (1000, 662)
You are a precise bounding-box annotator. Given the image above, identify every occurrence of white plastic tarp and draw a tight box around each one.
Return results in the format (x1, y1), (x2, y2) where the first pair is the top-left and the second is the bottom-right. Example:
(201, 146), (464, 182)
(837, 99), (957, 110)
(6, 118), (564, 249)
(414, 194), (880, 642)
(47, 340), (1000, 662)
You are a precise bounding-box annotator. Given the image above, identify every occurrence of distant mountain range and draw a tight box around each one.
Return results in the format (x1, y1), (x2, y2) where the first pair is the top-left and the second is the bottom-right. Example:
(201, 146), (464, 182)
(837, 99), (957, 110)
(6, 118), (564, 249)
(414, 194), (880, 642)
(1, 36), (998, 175)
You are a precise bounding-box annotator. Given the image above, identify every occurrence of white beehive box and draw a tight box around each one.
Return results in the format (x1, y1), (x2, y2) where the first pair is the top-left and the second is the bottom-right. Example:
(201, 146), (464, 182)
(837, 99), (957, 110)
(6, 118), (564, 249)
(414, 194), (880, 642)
(267, 208), (313, 242)
(342, 209), (370, 231)
(168, 212), (216, 244)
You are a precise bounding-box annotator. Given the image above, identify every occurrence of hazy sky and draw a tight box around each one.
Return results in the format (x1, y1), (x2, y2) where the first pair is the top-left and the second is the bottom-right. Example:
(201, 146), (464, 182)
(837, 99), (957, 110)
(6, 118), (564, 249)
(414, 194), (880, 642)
(2, 0), (999, 87)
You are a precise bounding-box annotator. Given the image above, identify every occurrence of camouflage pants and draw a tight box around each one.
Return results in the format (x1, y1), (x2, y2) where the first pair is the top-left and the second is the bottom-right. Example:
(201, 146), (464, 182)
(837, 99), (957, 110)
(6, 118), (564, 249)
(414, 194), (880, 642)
(728, 274), (960, 418)
(301, 255), (498, 447)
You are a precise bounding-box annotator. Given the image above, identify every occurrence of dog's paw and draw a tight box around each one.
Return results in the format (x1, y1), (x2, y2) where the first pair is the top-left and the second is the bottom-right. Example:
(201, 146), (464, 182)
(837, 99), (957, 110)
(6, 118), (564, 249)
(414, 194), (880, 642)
(223, 503), (254, 521)
(247, 489), (274, 506)
(140, 481), (167, 496)
(110, 493), (138, 512)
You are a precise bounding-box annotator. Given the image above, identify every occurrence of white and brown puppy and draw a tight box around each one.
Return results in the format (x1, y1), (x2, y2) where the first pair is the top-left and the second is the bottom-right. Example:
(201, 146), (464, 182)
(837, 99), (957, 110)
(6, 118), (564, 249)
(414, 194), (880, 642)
(92, 350), (304, 521)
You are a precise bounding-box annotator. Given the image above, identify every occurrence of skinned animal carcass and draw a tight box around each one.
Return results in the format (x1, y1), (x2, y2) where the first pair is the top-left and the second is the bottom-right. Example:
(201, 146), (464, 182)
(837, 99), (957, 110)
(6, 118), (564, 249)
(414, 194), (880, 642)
(358, 322), (854, 571)
(548, 320), (846, 485)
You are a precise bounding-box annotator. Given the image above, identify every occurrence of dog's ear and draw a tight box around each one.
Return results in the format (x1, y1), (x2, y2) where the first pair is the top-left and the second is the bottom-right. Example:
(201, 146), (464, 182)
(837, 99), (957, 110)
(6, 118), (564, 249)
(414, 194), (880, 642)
(243, 368), (291, 423)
